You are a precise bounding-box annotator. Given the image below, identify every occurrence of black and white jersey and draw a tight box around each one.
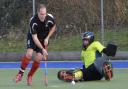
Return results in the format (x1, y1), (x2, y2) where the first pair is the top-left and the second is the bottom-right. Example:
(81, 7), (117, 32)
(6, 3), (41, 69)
(28, 13), (55, 40)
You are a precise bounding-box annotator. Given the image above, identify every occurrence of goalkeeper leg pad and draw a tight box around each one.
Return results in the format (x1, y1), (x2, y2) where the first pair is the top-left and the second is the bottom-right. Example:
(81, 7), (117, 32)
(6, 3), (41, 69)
(103, 62), (113, 80)
(57, 69), (83, 82)
(57, 70), (74, 82)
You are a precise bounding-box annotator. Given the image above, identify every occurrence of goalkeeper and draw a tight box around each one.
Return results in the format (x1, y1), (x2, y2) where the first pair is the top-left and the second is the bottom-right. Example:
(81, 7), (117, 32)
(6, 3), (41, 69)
(58, 32), (117, 82)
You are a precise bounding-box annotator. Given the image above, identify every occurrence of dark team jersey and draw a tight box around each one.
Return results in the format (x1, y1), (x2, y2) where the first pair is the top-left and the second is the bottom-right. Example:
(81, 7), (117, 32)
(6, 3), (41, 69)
(28, 13), (55, 40)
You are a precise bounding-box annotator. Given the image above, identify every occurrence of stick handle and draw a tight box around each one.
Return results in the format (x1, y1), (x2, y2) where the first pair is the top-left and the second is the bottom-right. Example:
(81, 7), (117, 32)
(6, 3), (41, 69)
(44, 60), (48, 86)
(44, 45), (48, 86)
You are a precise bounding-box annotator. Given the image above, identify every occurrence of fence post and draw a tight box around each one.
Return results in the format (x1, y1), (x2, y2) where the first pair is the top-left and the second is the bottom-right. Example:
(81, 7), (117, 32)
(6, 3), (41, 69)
(32, 0), (35, 16)
(100, 0), (104, 44)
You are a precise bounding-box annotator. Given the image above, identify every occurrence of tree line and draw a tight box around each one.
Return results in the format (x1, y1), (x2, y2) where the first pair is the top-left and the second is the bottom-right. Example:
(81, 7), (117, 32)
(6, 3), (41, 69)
(0, 0), (128, 39)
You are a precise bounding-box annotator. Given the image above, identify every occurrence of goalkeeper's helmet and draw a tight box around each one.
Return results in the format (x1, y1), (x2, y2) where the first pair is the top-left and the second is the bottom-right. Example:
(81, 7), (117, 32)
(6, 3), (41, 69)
(81, 32), (94, 44)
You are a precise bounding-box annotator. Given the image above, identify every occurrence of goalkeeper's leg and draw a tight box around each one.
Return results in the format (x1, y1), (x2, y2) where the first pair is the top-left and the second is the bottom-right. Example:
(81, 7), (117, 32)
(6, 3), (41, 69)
(103, 61), (113, 80)
(57, 66), (104, 82)
(57, 69), (83, 82)
(94, 55), (113, 80)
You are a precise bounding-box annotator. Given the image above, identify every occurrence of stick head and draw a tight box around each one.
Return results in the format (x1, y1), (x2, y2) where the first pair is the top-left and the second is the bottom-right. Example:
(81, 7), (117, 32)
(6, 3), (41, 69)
(44, 77), (48, 86)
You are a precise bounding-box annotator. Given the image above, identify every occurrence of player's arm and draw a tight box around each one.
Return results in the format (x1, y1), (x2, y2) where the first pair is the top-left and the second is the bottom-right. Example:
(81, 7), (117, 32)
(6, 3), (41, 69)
(32, 34), (48, 56)
(44, 14), (56, 46)
(46, 25), (56, 40)
(32, 34), (43, 49)
(102, 43), (117, 56)
(44, 24), (56, 46)
(95, 41), (117, 57)
(32, 33), (48, 55)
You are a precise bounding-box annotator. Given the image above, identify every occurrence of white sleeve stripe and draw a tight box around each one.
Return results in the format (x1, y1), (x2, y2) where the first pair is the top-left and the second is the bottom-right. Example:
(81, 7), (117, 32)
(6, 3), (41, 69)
(32, 23), (37, 31)
(47, 20), (54, 24)
(30, 16), (34, 22)
(48, 13), (54, 19)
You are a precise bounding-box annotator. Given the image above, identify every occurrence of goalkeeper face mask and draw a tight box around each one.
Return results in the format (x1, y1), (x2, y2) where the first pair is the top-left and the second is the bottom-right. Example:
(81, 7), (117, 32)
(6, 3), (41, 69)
(82, 39), (89, 48)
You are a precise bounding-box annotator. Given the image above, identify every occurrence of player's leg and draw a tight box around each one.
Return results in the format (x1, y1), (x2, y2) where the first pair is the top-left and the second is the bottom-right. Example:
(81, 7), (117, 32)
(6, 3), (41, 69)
(57, 65), (103, 82)
(94, 55), (113, 80)
(82, 64), (103, 81)
(14, 49), (33, 83)
(58, 70), (73, 82)
(14, 35), (35, 83)
(27, 52), (43, 86)
(57, 65), (102, 82)
(57, 69), (83, 82)
(103, 61), (113, 80)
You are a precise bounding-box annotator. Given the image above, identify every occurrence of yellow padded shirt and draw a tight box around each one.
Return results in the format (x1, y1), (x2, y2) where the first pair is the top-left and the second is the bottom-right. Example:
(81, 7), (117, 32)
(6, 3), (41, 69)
(81, 41), (105, 68)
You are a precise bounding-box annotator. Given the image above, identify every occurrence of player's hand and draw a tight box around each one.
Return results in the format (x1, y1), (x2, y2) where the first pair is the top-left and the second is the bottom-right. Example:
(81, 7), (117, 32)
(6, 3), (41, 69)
(44, 38), (49, 46)
(42, 48), (48, 57)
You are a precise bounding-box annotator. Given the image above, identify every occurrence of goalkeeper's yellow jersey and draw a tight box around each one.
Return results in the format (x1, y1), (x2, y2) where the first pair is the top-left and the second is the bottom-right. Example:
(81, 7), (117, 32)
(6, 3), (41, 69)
(81, 41), (105, 68)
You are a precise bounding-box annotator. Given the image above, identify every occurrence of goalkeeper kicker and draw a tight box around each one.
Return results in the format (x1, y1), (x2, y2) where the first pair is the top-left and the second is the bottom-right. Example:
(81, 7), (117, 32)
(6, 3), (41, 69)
(57, 32), (117, 82)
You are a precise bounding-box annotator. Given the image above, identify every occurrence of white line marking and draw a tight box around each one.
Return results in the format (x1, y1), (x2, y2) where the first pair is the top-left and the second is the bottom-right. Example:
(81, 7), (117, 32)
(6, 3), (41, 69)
(50, 85), (60, 88)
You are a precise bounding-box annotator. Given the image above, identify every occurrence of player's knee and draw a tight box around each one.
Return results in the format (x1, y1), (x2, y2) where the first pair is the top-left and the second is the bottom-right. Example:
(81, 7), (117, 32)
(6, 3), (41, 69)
(35, 53), (43, 62)
(25, 49), (33, 59)
(26, 54), (33, 59)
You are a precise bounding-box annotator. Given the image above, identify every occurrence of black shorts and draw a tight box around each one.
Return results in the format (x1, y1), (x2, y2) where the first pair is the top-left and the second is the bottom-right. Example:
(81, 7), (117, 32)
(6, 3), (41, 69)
(27, 34), (45, 53)
(82, 64), (103, 81)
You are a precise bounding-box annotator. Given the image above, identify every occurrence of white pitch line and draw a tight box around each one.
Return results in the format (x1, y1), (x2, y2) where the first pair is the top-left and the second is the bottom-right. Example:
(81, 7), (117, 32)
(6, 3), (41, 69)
(50, 85), (60, 88)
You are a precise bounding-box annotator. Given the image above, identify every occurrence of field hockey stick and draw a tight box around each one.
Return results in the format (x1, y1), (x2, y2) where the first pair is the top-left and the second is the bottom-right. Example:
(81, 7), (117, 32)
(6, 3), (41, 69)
(44, 46), (48, 86)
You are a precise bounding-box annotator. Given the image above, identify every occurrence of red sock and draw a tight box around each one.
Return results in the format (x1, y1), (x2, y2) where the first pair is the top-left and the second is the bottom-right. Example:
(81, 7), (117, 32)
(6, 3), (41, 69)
(19, 56), (30, 75)
(28, 61), (40, 77)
